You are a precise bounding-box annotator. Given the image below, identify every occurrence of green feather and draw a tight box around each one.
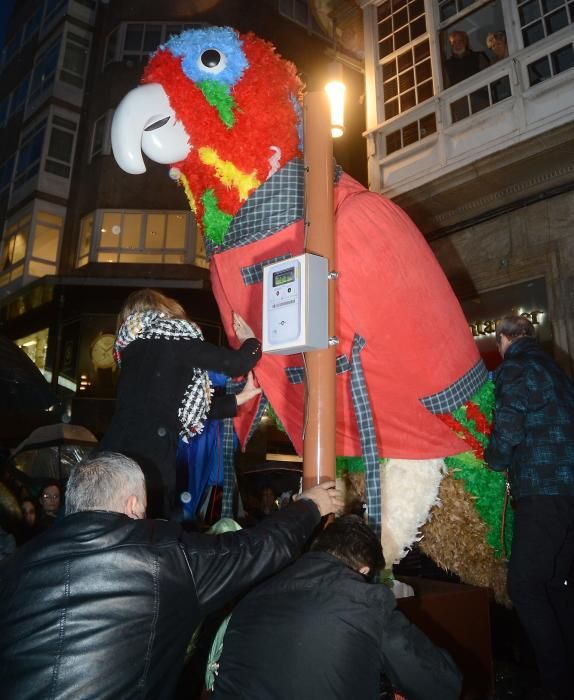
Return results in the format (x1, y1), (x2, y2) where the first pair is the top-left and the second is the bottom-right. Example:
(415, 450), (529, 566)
(198, 80), (236, 127)
(201, 190), (232, 245)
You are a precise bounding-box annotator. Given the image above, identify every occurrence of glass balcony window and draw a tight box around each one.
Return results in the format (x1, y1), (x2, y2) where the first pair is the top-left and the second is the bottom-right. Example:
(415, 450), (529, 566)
(29, 41), (61, 104)
(45, 116), (77, 179)
(385, 112), (437, 155)
(76, 210), (193, 266)
(382, 39), (433, 119)
(449, 74), (512, 123)
(527, 41), (574, 84)
(518, 0), (574, 47)
(378, 0), (426, 59)
(14, 120), (47, 191)
(60, 32), (90, 88)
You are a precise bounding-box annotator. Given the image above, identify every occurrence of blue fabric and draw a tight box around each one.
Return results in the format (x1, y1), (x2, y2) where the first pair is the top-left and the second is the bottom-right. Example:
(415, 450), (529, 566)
(176, 372), (238, 520)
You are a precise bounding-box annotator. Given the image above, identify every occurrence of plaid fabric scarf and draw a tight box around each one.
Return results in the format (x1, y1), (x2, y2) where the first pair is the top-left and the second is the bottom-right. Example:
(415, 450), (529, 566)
(114, 311), (213, 440)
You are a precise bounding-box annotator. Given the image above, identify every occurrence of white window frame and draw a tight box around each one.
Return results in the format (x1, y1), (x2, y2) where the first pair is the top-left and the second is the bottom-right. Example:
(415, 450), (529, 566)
(29, 39), (61, 105)
(44, 113), (78, 180)
(103, 22), (206, 67)
(13, 117), (48, 193)
(76, 209), (195, 266)
(89, 110), (113, 161)
(60, 30), (91, 89)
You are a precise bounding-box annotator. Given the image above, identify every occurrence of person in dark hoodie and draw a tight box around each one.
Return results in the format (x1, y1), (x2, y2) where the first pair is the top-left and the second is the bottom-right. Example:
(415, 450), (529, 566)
(212, 515), (462, 700)
(485, 315), (574, 700)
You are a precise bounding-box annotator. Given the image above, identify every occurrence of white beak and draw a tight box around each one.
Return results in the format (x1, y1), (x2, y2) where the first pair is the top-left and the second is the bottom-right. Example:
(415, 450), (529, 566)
(111, 83), (191, 174)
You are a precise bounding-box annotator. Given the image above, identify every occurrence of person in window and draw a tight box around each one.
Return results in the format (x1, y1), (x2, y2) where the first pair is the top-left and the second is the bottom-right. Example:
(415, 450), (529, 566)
(98, 288), (262, 519)
(486, 31), (509, 63)
(445, 30), (490, 87)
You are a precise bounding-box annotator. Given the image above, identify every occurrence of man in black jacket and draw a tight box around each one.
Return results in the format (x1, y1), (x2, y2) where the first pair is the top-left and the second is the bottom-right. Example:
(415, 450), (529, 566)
(213, 515), (462, 700)
(485, 315), (574, 700)
(0, 452), (342, 700)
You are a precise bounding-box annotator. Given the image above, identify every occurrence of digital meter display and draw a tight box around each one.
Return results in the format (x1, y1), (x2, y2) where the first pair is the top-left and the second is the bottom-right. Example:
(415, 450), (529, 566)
(273, 267), (295, 287)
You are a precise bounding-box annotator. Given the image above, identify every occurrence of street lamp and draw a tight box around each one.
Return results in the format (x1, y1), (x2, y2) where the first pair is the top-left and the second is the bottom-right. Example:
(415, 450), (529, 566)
(325, 60), (345, 138)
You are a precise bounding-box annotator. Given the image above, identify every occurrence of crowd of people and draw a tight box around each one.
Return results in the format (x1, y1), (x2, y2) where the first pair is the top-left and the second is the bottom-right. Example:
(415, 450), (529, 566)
(0, 290), (573, 699)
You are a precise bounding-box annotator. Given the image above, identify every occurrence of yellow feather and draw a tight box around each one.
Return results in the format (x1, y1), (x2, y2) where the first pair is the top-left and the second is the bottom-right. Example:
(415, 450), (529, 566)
(198, 147), (260, 201)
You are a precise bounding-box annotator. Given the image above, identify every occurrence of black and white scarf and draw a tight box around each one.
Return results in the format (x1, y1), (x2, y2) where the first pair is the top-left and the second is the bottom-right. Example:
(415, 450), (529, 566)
(115, 311), (213, 440)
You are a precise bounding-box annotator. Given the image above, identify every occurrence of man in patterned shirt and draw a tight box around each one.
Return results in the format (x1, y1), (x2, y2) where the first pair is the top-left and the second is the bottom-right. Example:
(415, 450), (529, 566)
(485, 315), (574, 700)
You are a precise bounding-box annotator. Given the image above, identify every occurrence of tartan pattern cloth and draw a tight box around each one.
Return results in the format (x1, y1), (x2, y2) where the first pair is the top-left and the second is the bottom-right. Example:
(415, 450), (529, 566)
(221, 377), (244, 518)
(285, 354), (351, 385)
(241, 253), (292, 286)
(485, 336), (574, 498)
(350, 334), (382, 536)
(204, 158), (343, 258)
(420, 359), (488, 414)
(114, 311), (213, 439)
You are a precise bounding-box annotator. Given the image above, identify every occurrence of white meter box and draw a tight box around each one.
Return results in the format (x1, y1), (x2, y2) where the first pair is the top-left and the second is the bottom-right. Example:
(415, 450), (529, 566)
(262, 253), (328, 355)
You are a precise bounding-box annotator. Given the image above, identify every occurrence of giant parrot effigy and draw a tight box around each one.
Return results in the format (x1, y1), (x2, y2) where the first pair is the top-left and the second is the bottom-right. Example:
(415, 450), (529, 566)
(111, 26), (511, 601)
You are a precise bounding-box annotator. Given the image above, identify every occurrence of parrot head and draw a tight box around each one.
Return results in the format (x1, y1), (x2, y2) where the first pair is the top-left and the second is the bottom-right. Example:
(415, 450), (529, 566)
(112, 26), (304, 247)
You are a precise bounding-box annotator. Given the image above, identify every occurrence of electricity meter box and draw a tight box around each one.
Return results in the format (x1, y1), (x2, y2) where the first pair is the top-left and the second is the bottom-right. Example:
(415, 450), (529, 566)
(262, 253), (328, 355)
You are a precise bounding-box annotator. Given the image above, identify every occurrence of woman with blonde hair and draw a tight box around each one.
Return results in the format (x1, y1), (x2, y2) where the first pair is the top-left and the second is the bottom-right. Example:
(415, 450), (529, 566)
(99, 288), (261, 518)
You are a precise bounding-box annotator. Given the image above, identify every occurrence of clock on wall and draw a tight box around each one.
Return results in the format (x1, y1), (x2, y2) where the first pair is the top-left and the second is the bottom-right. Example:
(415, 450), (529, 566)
(90, 332), (116, 370)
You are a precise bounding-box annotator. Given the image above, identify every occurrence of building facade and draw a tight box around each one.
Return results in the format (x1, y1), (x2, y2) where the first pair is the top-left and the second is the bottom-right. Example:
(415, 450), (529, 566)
(359, 0), (574, 374)
(0, 0), (366, 439)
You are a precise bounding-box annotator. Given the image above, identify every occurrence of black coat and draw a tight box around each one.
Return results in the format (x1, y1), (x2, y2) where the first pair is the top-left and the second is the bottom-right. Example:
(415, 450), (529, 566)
(0, 499), (319, 700)
(213, 551), (462, 700)
(99, 336), (261, 515)
(484, 337), (574, 498)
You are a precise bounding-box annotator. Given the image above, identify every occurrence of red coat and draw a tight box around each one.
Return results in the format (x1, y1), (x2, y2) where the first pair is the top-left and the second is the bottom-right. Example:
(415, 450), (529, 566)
(211, 174), (480, 459)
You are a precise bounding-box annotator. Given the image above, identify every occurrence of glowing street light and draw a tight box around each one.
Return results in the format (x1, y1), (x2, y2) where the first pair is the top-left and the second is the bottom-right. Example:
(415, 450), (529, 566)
(325, 61), (345, 138)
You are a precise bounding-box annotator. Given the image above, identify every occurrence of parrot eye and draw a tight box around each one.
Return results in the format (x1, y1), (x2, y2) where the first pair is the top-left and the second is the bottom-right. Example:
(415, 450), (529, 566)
(200, 49), (222, 69)
(144, 116), (170, 132)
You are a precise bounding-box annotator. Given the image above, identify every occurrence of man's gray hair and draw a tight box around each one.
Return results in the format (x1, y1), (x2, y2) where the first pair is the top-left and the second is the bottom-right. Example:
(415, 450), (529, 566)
(65, 452), (146, 516)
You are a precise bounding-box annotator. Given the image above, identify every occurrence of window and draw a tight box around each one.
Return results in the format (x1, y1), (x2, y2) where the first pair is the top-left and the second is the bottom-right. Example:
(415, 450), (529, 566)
(124, 24), (162, 61)
(90, 112), (112, 160)
(8, 76), (30, 118)
(437, 0), (478, 23)
(23, 6), (42, 44)
(14, 120), (47, 191)
(104, 27), (119, 66)
(0, 214), (30, 287)
(29, 41), (60, 104)
(28, 210), (63, 278)
(60, 32), (90, 88)
(3, 29), (22, 67)
(77, 210), (192, 265)
(385, 112), (437, 154)
(103, 22), (206, 66)
(45, 115), (77, 178)
(527, 40), (574, 84)
(44, 0), (68, 26)
(377, 1), (433, 119)
(0, 156), (15, 193)
(381, 39), (433, 119)
(449, 74), (512, 122)
(278, 0), (327, 35)
(77, 213), (93, 267)
(518, 0), (574, 47)
(378, 0), (426, 58)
